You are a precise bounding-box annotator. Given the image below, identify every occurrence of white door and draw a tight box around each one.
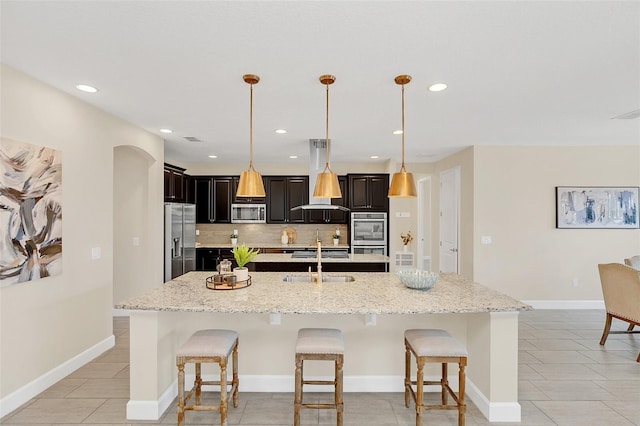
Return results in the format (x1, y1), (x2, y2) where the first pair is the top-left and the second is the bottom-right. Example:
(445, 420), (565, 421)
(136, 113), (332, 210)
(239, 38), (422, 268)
(417, 177), (431, 271)
(439, 167), (459, 273)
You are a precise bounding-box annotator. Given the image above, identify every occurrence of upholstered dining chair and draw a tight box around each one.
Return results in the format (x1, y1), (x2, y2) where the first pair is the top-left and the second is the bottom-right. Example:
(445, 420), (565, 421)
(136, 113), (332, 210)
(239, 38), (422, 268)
(597, 263), (640, 362)
(624, 255), (640, 270)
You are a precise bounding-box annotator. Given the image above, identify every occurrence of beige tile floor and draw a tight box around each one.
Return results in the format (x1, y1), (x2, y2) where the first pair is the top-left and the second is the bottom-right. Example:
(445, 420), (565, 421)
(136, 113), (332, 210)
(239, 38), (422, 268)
(2, 310), (638, 425)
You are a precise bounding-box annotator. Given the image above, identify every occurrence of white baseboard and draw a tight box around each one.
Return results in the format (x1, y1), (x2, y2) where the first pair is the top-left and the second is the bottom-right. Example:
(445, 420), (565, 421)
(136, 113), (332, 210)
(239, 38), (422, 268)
(126, 374), (519, 422)
(0, 335), (115, 419)
(523, 300), (605, 310)
(466, 380), (521, 422)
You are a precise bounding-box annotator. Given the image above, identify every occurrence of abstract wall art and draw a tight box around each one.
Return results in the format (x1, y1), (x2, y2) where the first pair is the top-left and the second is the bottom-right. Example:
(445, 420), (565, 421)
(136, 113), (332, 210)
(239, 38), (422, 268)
(556, 186), (639, 229)
(0, 138), (62, 285)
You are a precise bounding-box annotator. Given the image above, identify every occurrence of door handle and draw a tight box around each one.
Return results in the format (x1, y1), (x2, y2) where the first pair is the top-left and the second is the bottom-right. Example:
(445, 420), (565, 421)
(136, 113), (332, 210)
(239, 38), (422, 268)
(450, 248), (458, 252)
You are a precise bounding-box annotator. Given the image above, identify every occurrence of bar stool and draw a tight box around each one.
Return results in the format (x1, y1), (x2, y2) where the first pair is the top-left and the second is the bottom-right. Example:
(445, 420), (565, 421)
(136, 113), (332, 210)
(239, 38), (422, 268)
(294, 328), (344, 426)
(176, 329), (239, 426)
(404, 329), (467, 426)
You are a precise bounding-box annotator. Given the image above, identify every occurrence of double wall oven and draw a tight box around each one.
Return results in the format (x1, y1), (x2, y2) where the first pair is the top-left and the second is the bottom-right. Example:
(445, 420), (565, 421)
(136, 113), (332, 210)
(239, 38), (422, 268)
(350, 212), (387, 256)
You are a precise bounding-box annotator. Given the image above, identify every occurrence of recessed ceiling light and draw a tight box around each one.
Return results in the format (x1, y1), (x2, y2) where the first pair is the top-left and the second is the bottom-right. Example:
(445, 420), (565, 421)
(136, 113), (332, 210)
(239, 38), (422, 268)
(428, 83), (447, 92)
(208, 155), (218, 159)
(289, 155), (298, 159)
(275, 129), (287, 134)
(76, 84), (98, 93)
(393, 130), (403, 135)
(159, 128), (173, 134)
(370, 155), (379, 159)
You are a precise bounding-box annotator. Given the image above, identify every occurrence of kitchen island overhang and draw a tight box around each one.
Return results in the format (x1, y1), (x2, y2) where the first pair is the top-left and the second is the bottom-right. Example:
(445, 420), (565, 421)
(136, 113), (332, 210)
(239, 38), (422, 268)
(116, 272), (530, 422)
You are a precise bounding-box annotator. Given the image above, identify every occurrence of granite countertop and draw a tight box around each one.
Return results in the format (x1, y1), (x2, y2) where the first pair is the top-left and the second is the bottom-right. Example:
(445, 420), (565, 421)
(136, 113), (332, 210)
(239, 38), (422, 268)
(116, 271), (531, 314)
(253, 253), (388, 263)
(197, 243), (350, 249)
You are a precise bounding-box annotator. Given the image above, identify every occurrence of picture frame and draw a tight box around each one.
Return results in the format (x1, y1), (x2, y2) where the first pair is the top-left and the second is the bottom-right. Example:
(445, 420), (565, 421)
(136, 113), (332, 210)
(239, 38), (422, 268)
(556, 186), (639, 229)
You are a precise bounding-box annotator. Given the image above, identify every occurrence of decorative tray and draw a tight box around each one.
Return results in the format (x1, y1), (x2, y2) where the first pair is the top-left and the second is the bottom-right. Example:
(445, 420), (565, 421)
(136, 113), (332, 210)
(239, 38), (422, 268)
(206, 275), (252, 291)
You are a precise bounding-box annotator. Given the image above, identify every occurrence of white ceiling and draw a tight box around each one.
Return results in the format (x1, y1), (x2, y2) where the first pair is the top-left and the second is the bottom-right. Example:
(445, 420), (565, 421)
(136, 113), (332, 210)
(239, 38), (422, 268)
(2, 1), (638, 165)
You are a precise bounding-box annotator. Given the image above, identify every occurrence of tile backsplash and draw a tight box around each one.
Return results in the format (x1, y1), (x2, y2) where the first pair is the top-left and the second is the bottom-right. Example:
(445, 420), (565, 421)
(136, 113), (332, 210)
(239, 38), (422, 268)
(196, 223), (348, 246)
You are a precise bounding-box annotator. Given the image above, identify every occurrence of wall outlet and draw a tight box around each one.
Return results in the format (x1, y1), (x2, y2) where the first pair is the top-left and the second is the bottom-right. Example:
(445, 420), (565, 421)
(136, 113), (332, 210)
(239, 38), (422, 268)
(132, 237), (140, 246)
(481, 236), (492, 244)
(91, 247), (101, 260)
(269, 313), (281, 325)
(195, 229), (200, 236)
(395, 212), (410, 218)
(572, 278), (579, 287)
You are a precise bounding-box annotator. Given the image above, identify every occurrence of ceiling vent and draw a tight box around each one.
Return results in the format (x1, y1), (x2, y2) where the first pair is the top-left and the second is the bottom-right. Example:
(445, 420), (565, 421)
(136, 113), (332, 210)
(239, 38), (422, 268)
(184, 136), (202, 142)
(612, 109), (640, 120)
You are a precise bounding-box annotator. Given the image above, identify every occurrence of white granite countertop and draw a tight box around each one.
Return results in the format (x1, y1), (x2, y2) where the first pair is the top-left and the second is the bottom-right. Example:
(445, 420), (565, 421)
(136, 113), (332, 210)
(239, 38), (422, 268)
(116, 271), (531, 314)
(253, 253), (388, 263)
(197, 243), (350, 249)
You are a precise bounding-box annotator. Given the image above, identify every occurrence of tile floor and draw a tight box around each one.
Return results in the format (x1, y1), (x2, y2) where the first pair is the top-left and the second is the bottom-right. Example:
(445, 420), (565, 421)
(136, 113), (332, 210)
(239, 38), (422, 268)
(2, 310), (639, 425)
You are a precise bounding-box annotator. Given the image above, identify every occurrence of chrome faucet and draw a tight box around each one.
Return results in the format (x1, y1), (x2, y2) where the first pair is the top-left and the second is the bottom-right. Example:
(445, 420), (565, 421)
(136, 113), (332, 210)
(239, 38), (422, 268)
(316, 240), (323, 283)
(315, 228), (321, 243)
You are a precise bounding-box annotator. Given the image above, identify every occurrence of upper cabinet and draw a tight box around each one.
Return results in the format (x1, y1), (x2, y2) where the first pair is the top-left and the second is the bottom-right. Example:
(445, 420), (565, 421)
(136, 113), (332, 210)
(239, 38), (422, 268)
(347, 174), (389, 211)
(306, 176), (349, 224)
(193, 176), (233, 223)
(164, 163), (186, 202)
(266, 176), (308, 223)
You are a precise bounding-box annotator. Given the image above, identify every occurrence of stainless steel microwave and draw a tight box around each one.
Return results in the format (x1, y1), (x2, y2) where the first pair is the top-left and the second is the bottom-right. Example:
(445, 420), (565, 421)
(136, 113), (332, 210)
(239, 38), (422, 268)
(231, 204), (266, 223)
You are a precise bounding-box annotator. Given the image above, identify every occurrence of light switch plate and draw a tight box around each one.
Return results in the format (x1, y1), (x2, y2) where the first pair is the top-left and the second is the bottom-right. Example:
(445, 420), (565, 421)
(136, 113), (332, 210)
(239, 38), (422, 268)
(481, 236), (492, 244)
(91, 247), (101, 259)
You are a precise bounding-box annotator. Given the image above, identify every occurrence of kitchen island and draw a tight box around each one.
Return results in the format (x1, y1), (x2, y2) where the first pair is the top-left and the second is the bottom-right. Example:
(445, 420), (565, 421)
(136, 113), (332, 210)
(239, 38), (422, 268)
(116, 271), (530, 422)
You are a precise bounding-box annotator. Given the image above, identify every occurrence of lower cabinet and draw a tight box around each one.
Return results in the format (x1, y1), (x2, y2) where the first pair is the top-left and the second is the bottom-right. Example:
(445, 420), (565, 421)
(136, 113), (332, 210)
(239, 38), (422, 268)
(196, 247), (237, 271)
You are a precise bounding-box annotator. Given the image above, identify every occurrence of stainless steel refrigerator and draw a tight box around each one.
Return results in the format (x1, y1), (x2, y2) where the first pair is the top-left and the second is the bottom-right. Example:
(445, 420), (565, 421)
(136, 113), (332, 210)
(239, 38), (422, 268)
(164, 203), (196, 282)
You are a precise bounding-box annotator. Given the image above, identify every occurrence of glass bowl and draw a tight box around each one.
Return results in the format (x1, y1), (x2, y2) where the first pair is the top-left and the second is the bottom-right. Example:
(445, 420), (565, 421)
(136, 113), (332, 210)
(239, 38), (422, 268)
(396, 269), (438, 291)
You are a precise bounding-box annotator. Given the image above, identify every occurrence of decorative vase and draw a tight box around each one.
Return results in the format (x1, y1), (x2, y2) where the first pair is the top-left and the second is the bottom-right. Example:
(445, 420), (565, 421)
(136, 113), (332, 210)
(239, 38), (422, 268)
(233, 267), (249, 282)
(281, 230), (289, 245)
(403, 245), (408, 252)
(231, 238), (238, 246)
(333, 238), (339, 246)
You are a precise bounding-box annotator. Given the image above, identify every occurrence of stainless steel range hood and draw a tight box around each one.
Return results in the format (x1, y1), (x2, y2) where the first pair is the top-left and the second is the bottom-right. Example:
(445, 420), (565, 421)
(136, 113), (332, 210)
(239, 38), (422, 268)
(290, 139), (349, 211)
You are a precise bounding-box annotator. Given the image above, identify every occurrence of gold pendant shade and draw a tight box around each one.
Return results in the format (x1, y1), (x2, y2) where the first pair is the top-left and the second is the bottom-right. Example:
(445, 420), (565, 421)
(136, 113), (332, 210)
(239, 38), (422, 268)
(236, 74), (266, 198)
(388, 75), (417, 198)
(312, 75), (342, 199)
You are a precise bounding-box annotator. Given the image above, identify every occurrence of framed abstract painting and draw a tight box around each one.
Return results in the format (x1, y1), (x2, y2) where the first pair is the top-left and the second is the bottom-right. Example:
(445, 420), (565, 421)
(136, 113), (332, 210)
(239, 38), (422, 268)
(556, 186), (639, 229)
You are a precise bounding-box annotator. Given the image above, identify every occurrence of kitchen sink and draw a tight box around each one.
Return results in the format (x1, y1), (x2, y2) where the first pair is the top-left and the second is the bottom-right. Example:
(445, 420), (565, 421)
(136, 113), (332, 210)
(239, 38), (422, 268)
(282, 274), (355, 283)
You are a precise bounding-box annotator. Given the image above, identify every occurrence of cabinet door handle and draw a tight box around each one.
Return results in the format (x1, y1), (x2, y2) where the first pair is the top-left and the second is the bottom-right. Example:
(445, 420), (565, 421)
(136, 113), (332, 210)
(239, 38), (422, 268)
(450, 248), (458, 252)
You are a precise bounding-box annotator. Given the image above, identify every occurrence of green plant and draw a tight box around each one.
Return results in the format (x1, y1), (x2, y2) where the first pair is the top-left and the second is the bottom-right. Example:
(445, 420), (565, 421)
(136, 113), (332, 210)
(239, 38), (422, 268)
(231, 243), (259, 269)
(332, 234), (340, 240)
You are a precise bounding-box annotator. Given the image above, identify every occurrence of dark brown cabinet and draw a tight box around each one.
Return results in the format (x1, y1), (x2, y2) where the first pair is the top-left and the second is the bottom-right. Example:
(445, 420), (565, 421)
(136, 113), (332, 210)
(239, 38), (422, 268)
(306, 176), (349, 223)
(164, 164), (186, 202)
(193, 177), (233, 223)
(266, 176), (308, 223)
(348, 174), (389, 211)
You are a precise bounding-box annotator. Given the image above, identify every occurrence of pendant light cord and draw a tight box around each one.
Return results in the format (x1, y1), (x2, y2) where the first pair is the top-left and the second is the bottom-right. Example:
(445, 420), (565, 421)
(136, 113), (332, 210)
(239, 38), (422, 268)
(400, 82), (406, 173)
(324, 81), (331, 172)
(249, 83), (254, 170)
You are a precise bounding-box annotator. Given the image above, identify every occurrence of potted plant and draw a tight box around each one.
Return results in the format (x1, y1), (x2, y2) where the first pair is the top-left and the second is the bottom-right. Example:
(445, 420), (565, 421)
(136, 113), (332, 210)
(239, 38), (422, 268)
(231, 243), (259, 282)
(230, 233), (238, 246)
(332, 234), (340, 246)
(401, 231), (413, 252)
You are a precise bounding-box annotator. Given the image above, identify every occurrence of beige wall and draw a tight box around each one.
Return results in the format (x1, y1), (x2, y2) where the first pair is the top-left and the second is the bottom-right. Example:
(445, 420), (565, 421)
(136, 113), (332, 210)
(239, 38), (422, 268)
(473, 146), (640, 300)
(0, 65), (164, 400)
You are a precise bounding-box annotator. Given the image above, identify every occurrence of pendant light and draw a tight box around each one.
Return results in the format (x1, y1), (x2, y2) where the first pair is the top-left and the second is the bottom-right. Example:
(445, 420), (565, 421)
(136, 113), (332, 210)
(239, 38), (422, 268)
(236, 74), (266, 198)
(312, 75), (342, 199)
(388, 75), (417, 197)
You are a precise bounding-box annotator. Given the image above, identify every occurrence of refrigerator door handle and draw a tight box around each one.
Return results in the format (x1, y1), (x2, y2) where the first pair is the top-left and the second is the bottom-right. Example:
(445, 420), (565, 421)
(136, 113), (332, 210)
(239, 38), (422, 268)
(173, 237), (182, 258)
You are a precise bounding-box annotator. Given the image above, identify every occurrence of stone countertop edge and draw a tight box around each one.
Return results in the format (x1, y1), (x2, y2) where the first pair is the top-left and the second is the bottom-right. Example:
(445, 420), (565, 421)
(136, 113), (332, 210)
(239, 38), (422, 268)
(197, 243), (350, 249)
(252, 253), (389, 263)
(116, 271), (532, 315)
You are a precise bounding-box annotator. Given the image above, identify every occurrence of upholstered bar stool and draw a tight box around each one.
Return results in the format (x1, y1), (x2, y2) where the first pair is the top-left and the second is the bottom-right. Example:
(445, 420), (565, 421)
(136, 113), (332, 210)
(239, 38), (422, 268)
(294, 328), (344, 426)
(404, 329), (468, 426)
(176, 329), (239, 426)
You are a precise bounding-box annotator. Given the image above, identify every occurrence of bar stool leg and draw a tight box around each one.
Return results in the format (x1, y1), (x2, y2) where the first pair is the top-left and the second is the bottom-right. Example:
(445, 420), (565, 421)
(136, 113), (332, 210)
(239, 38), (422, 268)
(194, 363), (202, 406)
(294, 355), (302, 426)
(177, 362), (185, 426)
(232, 343), (239, 408)
(404, 343), (411, 408)
(458, 360), (466, 426)
(441, 362), (448, 406)
(416, 358), (424, 426)
(336, 355), (344, 426)
(219, 358), (228, 426)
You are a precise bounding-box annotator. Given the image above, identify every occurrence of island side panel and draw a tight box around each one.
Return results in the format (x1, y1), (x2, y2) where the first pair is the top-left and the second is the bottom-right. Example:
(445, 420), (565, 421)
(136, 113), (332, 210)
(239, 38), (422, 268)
(466, 311), (521, 422)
